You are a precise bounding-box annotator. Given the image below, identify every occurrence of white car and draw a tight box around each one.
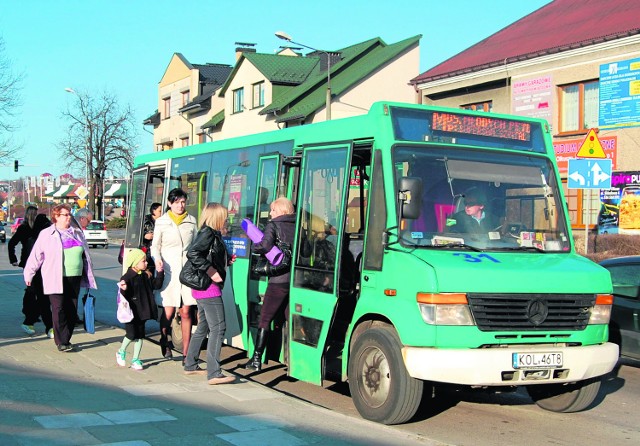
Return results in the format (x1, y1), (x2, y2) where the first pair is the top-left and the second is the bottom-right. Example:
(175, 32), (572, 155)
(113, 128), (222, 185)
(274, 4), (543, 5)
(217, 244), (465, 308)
(83, 220), (109, 249)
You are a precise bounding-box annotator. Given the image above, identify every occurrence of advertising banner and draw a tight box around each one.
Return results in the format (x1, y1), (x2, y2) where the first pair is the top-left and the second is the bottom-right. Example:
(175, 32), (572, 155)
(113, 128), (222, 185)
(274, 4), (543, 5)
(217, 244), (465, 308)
(597, 170), (640, 234)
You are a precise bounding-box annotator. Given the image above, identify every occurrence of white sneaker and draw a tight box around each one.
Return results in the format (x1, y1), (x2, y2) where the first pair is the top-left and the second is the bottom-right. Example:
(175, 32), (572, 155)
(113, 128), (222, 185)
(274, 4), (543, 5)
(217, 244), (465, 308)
(116, 350), (126, 367)
(47, 328), (54, 339)
(21, 324), (36, 335)
(131, 359), (143, 371)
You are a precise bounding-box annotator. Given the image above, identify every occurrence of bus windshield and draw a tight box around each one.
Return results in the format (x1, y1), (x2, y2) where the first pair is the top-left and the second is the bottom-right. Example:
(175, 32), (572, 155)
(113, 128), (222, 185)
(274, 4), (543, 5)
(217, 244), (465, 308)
(394, 146), (571, 252)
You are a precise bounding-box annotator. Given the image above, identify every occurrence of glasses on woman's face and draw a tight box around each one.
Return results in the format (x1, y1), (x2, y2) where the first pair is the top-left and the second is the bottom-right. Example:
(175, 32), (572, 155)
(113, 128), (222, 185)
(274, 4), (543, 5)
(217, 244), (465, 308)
(57, 213), (71, 217)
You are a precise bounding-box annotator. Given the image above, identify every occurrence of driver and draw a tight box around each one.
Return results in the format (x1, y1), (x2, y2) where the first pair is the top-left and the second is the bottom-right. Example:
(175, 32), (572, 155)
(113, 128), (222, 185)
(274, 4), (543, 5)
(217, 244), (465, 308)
(449, 188), (499, 234)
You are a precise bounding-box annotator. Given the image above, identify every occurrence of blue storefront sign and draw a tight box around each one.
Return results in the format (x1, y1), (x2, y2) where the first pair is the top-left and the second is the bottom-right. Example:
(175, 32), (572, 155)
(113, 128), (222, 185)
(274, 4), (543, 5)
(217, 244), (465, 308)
(599, 57), (640, 130)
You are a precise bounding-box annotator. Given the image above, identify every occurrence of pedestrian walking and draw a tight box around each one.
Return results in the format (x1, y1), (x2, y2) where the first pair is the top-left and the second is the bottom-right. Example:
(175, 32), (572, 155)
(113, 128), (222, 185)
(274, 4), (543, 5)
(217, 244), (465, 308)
(9, 207), (53, 337)
(23, 204), (97, 352)
(116, 248), (164, 370)
(151, 188), (198, 361)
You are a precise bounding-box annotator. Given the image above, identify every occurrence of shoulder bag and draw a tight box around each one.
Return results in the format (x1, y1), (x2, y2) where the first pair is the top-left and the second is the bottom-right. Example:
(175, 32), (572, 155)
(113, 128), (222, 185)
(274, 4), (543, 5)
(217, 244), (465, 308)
(179, 244), (215, 291)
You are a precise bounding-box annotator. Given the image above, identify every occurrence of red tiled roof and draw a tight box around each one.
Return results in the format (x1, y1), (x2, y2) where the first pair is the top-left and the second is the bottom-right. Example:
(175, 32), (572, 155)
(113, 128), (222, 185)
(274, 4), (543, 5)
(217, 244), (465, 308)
(412, 0), (640, 84)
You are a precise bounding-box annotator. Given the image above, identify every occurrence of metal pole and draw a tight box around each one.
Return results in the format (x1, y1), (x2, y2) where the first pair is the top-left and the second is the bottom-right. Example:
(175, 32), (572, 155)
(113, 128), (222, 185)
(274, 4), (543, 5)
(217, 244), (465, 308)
(584, 189), (590, 254)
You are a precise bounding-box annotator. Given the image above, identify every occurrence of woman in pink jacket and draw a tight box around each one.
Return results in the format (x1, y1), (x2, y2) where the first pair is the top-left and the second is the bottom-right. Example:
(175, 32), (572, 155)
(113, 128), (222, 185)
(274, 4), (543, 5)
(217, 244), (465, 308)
(24, 204), (97, 352)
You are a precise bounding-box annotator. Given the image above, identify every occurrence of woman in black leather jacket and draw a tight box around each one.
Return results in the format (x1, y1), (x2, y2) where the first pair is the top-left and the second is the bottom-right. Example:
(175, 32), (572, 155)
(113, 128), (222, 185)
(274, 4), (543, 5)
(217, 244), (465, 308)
(182, 202), (236, 385)
(244, 197), (296, 371)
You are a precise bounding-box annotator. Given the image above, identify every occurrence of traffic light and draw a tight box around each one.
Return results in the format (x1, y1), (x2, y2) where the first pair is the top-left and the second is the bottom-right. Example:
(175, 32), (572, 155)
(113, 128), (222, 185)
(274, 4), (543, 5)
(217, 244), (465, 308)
(14, 160), (18, 172)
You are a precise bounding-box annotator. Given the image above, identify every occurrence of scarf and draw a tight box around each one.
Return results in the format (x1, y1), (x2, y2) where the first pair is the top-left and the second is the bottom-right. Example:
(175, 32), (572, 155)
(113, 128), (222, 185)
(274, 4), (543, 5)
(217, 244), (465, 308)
(58, 226), (83, 249)
(168, 210), (188, 226)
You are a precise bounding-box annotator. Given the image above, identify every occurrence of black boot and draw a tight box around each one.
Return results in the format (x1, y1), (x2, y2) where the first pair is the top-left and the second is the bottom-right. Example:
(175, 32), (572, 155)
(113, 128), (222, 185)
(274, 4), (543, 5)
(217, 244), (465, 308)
(244, 328), (268, 371)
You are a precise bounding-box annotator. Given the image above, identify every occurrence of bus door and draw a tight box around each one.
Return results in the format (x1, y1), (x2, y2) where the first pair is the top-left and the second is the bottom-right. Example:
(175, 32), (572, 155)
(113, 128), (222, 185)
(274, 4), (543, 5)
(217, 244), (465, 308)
(247, 154), (284, 344)
(124, 164), (166, 252)
(288, 143), (352, 384)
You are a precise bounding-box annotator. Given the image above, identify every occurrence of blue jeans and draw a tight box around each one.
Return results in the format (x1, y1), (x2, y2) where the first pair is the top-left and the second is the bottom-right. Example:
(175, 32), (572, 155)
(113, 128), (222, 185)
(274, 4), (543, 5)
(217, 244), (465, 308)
(184, 297), (225, 379)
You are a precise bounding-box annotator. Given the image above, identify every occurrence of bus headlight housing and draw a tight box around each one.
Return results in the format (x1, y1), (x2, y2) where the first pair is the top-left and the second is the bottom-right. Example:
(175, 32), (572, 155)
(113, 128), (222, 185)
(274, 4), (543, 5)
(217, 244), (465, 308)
(588, 294), (613, 325)
(417, 293), (474, 326)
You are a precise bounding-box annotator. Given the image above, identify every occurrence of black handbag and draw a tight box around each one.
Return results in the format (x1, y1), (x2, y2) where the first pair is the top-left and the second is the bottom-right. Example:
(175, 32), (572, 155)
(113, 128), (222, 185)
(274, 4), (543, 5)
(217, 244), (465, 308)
(251, 227), (292, 277)
(179, 259), (212, 290)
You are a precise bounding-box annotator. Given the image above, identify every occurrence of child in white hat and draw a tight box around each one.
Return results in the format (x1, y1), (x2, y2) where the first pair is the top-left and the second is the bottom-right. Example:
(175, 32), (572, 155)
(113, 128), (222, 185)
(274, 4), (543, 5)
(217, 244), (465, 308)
(116, 248), (164, 370)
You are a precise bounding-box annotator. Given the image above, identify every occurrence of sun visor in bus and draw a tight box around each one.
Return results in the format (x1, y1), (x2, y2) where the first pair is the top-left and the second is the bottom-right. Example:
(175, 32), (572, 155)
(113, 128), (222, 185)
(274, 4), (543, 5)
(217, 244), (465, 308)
(446, 159), (542, 185)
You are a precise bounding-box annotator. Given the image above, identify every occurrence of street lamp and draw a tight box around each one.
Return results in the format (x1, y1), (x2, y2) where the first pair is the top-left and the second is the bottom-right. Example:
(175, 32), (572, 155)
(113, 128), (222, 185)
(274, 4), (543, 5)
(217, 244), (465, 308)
(275, 31), (332, 120)
(64, 88), (90, 191)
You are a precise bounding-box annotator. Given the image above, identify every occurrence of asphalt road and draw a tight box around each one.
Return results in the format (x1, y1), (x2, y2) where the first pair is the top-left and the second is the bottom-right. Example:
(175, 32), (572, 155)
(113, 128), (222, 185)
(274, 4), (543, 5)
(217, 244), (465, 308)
(3, 231), (639, 445)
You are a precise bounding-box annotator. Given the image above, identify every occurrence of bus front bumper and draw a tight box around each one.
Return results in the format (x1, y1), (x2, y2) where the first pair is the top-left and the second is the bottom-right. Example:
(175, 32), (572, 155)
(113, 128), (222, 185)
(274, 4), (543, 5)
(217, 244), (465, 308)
(402, 342), (619, 386)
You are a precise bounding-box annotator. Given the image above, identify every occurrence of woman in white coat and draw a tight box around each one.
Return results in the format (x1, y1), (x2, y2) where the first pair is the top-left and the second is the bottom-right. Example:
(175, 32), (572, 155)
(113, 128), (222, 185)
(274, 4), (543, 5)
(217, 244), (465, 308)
(151, 188), (198, 360)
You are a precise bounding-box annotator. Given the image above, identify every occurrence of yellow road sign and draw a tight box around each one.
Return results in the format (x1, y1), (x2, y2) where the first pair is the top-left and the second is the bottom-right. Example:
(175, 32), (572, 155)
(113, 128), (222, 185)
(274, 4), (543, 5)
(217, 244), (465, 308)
(576, 128), (606, 158)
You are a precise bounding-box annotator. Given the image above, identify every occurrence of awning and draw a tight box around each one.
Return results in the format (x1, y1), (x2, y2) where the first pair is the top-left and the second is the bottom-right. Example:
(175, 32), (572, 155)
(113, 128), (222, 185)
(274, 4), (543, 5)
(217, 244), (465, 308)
(52, 185), (73, 197)
(104, 183), (128, 198)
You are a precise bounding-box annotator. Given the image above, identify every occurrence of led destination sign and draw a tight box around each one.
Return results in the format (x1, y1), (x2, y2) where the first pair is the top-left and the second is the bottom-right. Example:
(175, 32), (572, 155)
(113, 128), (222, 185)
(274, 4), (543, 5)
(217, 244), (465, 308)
(432, 112), (531, 142)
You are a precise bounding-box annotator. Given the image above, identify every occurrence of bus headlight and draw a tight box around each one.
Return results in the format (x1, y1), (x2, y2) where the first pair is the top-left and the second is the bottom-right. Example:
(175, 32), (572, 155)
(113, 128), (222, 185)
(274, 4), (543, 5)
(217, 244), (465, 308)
(588, 294), (613, 325)
(417, 293), (475, 326)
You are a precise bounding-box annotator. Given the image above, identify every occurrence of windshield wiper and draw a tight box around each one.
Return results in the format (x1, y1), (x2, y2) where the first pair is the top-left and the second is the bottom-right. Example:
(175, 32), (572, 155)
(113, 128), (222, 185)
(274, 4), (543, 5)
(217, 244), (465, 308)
(498, 246), (547, 253)
(428, 242), (482, 252)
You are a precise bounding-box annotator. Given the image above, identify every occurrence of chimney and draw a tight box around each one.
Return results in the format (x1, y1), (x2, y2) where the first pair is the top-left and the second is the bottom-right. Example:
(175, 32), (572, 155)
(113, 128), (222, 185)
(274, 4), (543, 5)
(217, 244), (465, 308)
(235, 42), (257, 61)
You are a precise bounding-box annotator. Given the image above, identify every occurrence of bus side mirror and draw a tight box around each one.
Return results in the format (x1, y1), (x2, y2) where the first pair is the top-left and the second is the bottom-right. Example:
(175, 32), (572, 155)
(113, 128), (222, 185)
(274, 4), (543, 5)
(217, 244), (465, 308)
(398, 177), (423, 220)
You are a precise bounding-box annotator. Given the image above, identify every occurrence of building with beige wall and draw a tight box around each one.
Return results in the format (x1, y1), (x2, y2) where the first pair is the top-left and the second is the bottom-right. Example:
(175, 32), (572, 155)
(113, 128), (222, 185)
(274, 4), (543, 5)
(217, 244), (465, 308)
(411, 0), (640, 232)
(145, 35), (421, 146)
(144, 53), (232, 151)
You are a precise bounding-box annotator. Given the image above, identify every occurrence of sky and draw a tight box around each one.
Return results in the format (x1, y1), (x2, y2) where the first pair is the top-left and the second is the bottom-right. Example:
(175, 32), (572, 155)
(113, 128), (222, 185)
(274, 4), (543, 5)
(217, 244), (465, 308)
(0, 0), (552, 179)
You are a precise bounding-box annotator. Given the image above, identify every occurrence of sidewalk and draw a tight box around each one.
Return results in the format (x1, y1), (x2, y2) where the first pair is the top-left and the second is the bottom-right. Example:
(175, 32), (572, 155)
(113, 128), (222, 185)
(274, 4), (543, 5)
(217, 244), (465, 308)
(0, 277), (438, 445)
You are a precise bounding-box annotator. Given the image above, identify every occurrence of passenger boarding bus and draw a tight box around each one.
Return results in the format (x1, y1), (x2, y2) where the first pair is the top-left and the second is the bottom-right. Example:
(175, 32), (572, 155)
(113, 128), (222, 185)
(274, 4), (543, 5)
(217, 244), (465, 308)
(125, 102), (618, 424)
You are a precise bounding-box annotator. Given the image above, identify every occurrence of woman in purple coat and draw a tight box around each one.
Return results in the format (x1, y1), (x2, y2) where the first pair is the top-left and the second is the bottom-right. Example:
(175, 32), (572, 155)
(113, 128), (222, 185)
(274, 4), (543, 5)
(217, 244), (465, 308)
(24, 204), (97, 352)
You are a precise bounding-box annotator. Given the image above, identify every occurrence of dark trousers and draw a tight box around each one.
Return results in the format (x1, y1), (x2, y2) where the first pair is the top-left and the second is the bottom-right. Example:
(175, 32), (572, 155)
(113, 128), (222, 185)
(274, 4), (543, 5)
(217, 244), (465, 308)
(49, 276), (81, 346)
(258, 283), (289, 330)
(22, 271), (53, 330)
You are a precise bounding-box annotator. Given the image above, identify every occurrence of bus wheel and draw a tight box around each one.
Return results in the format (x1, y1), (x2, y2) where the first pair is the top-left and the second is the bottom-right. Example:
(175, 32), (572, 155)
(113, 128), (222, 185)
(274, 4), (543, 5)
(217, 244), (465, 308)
(348, 326), (423, 424)
(526, 378), (601, 412)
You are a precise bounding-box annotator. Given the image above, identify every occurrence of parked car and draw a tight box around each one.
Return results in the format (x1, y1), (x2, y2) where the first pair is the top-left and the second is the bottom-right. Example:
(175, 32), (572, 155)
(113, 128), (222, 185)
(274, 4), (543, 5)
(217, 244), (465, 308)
(599, 256), (640, 360)
(10, 217), (23, 233)
(0, 221), (5, 243)
(83, 220), (109, 249)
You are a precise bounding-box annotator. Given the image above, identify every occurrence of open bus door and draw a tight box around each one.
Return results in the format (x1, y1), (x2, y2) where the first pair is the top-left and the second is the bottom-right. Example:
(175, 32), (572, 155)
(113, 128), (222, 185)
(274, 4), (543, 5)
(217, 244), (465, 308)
(124, 164), (166, 249)
(288, 142), (352, 384)
(124, 166), (151, 250)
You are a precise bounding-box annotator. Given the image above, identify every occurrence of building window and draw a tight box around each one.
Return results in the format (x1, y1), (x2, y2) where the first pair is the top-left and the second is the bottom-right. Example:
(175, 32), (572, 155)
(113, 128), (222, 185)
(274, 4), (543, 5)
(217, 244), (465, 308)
(252, 82), (264, 108)
(461, 101), (492, 112)
(180, 136), (190, 147)
(182, 90), (190, 106)
(198, 133), (206, 144)
(559, 80), (599, 134)
(163, 97), (171, 119)
(563, 182), (598, 229)
(233, 88), (244, 113)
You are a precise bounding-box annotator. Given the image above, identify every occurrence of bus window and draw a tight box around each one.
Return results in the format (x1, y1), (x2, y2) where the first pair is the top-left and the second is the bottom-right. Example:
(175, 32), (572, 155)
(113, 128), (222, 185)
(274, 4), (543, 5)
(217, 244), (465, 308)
(169, 154), (212, 223)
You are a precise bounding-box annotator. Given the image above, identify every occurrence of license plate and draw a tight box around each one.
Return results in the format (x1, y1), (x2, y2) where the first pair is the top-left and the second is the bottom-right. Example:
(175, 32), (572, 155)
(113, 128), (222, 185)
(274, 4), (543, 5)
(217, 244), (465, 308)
(512, 352), (563, 369)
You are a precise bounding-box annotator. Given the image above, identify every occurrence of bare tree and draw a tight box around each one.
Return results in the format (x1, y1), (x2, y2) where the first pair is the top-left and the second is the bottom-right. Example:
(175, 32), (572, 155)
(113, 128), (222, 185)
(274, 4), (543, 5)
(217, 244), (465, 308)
(58, 89), (138, 220)
(0, 36), (23, 158)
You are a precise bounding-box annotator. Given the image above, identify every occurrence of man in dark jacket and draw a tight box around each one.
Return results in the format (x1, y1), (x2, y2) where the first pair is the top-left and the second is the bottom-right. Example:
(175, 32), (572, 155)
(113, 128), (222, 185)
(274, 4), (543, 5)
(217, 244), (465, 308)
(449, 188), (499, 234)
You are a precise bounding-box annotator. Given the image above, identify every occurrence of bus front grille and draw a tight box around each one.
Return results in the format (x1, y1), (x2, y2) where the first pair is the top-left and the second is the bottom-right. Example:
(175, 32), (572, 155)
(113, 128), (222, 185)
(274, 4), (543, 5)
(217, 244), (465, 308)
(466, 293), (595, 332)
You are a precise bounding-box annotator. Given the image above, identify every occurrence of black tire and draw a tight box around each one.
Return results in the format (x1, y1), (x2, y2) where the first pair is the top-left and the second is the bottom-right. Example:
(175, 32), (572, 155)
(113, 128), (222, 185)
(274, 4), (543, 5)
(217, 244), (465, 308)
(526, 377), (601, 412)
(348, 326), (423, 424)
